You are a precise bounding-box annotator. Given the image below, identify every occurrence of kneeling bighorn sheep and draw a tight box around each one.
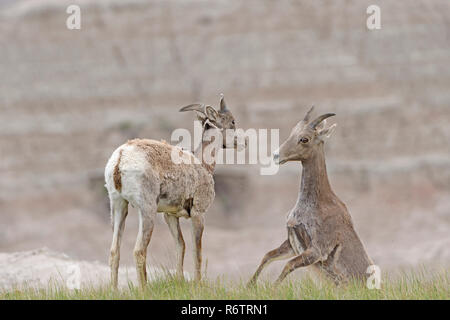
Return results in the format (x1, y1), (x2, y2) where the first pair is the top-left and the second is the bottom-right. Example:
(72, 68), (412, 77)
(249, 107), (373, 285)
(105, 94), (241, 288)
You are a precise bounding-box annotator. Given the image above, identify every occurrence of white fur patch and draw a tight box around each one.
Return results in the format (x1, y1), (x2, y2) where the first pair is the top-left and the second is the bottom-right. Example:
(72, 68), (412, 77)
(104, 145), (123, 195)
(118, 145), (150, 205)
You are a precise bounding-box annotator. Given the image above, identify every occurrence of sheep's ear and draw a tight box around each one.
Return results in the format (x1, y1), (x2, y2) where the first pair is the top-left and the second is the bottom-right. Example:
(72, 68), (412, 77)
(316, 118), (327, 131)
(196, 113), (206, 122)
(205, 106), (218, 122)
(317, 123), (337, 141)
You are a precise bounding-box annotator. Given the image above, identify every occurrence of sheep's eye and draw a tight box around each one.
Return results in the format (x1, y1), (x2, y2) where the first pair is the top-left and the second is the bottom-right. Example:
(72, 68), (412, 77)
(299, 137), (309, 144)
(231, 120), (235, 125)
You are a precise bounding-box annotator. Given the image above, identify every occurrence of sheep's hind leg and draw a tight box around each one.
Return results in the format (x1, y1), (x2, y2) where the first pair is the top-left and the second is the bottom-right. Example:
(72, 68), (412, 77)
(134, 200), (157, 288)
(164, 213), (186, 279)
(109, 196), (128, 289)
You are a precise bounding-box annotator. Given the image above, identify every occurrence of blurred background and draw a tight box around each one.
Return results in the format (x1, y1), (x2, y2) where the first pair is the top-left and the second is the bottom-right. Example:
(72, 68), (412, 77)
(0, 0), (449, 281)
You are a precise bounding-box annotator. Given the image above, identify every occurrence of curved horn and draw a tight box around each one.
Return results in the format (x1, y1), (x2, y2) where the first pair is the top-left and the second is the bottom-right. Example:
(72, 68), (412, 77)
(303, 105), (315, 122)
(308, 113), (336, 130)
(219, 93), (228, 112)
(179, 103), (206, 114)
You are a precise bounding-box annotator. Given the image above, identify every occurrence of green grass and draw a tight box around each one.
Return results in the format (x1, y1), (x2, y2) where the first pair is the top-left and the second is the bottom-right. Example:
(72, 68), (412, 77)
(1, 269), (448, 300)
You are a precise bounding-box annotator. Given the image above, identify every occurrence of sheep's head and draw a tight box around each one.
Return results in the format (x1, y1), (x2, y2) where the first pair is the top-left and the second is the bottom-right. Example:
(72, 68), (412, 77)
(273, 106), (336, 164)
(180, 94), (242, 149)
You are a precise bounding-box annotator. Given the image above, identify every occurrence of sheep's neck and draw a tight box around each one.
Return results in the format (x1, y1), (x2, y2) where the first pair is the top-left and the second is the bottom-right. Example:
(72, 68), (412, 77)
(194, 128), (220, 174)
(296, 143), (335, 207)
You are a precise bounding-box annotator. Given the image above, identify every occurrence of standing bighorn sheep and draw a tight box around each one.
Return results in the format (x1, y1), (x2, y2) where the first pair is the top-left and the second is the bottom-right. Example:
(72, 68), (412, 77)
(104, 94), (240, 288)
(249, 107), (373, 285)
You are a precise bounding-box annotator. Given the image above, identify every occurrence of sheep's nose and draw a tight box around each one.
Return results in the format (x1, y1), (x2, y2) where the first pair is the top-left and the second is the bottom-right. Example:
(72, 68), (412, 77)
(273, 152), (280, 164)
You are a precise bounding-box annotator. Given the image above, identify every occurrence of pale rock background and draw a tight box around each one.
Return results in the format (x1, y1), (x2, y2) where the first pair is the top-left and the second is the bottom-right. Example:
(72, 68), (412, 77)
(0, 0), (449, 287)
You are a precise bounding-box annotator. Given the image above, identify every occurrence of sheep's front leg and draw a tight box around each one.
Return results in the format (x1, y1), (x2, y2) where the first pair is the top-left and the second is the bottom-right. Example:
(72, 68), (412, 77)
(248, 240), (295, 286)
(274, 248), (320, 285)
(164, 213), (186, 279)
(191, 214), (205, 282)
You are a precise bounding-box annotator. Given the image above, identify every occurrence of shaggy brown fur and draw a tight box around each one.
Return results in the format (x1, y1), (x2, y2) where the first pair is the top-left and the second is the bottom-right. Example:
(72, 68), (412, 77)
(113, 149), (123, 192)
